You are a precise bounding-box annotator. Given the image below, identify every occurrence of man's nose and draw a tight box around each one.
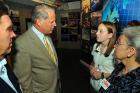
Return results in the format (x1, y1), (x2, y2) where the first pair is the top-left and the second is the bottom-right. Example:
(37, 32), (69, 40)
(11, 30), (16, 38)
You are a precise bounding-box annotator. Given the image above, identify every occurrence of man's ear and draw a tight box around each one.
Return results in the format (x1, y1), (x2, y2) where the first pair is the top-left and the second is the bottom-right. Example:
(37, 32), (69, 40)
(35, 19), (41, 27)
(127, 47), (136, 57)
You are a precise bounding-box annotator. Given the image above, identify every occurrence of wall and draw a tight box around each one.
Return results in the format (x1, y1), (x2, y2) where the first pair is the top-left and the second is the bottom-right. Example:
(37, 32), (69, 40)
(5, 1), (33, 67)
(56, 1), (81, 49)
(5, 1), (33, 33)
(6, 1), (81, 49)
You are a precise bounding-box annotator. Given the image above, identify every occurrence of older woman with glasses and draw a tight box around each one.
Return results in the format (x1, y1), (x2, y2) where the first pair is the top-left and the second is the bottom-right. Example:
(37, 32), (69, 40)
(99, 26), (140, 93)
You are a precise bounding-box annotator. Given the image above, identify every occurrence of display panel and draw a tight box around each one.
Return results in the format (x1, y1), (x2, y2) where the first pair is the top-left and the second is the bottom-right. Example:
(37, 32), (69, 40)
(102, 0), (140, 29)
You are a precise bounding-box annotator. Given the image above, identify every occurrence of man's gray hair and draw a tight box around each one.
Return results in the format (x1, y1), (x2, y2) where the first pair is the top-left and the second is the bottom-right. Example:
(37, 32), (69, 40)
(122, 26), (140, 62)
(31, 4), (55, 23)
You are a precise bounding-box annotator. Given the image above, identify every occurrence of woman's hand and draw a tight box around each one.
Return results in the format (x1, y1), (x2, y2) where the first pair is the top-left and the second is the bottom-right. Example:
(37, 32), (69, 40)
(90, 66), (102, 79)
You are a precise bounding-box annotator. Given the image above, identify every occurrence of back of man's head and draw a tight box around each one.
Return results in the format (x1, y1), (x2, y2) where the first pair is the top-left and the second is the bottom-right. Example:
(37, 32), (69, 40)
(31, 4), (55, 24)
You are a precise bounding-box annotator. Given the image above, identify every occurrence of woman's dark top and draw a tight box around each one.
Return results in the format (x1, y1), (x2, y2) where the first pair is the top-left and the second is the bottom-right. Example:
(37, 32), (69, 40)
(99, 63), (140, 93)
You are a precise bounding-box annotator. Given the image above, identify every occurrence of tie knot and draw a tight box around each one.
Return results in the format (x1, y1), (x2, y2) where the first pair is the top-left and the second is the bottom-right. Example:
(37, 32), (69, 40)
(43, 36), (47, 42)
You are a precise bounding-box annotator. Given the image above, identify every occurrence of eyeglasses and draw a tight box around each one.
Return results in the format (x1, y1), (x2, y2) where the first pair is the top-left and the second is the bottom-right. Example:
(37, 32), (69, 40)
(115, 40), (127, 46)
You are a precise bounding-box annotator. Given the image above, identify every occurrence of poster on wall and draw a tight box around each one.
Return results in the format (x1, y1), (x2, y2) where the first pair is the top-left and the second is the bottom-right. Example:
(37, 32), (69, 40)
(102, 0), (140, 30)
(91, 0), (103, 12)
(81, 0), (92, 58)
(82, 0), (90, 13)
(81, 14), (91, 41)
(90, 0), (103, 27)
(81, 0), (91, 41)
(90, 0), (104, 45)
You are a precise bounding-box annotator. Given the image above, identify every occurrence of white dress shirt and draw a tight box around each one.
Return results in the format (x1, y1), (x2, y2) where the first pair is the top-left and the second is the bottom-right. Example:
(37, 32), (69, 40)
(31, 26), (54, 52)
(0, 58), (18, 93)
(90, 43), (115, 91)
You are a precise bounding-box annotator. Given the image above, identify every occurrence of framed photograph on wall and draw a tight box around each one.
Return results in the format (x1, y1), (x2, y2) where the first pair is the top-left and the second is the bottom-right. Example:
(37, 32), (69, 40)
(82, 0), (90, 14)
(91, 0), (103, 12)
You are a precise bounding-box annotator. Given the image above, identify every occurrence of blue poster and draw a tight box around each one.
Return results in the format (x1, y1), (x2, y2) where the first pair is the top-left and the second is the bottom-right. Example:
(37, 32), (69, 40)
(102, 0), (140, 28)
(91, 0), (103, 12)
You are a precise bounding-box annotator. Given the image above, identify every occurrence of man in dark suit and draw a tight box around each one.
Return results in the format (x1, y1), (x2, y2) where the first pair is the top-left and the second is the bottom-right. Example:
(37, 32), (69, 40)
(0, 1), (22, 93)
(14, 4), (60, 93)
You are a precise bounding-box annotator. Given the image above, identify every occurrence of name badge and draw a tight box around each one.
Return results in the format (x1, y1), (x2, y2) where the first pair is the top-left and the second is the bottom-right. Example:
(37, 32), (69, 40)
(100, 79), (110, 90)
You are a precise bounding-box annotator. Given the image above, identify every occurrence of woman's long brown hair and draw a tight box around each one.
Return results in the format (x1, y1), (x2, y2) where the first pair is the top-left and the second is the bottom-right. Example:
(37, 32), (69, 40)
(96, 21), (117, 57)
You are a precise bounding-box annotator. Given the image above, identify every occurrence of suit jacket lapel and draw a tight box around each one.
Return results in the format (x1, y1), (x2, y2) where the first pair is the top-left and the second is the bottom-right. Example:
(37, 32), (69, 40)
(28, 29), (58, 66)
(0, 64), (21, 93)
(5, 64), (22, 93)
(0, 78), (15, 93)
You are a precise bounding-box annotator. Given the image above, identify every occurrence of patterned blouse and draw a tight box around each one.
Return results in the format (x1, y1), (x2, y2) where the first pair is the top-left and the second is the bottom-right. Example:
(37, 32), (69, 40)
(99, 63), (140, 93)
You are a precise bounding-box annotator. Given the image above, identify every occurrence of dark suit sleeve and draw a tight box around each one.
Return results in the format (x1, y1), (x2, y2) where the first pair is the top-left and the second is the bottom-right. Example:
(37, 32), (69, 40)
(14, 39), (33, 93)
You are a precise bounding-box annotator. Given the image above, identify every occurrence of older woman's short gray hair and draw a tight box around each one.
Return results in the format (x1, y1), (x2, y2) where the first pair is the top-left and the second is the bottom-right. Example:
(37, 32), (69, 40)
(122, 26), (140, 62)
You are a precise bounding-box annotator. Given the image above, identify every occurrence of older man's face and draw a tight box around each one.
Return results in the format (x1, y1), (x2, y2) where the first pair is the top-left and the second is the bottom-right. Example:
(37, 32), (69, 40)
(37, 10), (56, 35)
(0, 15), (16, 57)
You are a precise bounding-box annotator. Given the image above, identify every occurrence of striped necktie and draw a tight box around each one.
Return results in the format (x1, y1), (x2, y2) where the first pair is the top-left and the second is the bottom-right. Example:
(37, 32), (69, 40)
(43, 36), (57, 64)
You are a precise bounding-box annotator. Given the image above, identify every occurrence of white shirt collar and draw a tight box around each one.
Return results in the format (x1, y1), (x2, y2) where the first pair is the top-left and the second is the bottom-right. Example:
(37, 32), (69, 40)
(31, 26), (45, 43)
(0, 58), (7, 75)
